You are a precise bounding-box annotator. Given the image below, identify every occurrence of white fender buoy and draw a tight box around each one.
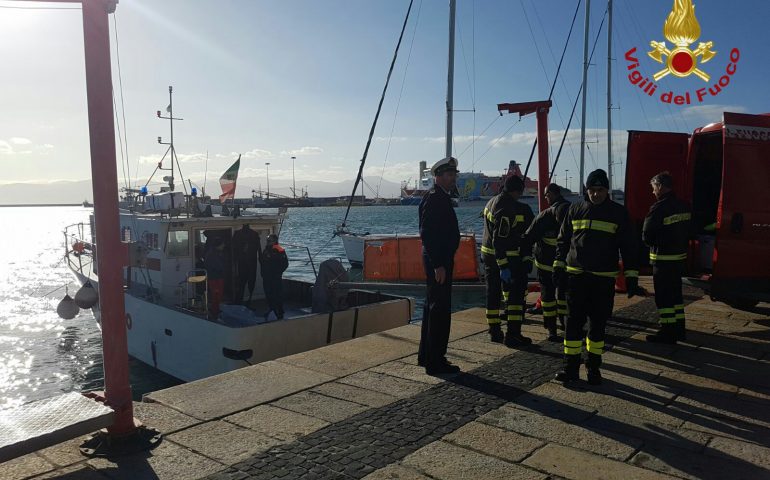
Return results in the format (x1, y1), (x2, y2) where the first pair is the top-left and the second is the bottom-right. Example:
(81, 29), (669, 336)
(57, 294), (80, 319)
(74, 281), (99, 309)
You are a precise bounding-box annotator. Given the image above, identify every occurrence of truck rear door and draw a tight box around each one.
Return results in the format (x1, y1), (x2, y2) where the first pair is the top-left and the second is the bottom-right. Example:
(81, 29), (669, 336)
(624, 130), (690, 267)
(713, 113), (770, 293)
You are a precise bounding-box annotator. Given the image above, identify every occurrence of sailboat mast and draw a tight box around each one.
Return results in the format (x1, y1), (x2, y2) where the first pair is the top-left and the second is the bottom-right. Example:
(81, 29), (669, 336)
(606, 0), (613, 198)
(579, 0), (591, 190)
(168, 85), (174, 191)
(445, 0), (456, 159)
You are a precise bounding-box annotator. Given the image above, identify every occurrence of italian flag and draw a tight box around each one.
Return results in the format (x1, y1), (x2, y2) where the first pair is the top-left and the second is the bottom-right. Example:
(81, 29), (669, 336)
(219, 155), (240, 203)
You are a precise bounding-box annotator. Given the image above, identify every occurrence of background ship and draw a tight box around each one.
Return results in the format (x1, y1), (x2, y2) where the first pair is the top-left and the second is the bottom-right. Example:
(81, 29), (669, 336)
(400, 160), (538, 205)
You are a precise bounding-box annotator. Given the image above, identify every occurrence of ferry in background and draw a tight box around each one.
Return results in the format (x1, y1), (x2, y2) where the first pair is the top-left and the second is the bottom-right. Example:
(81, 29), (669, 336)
(399, 160), (538, 205)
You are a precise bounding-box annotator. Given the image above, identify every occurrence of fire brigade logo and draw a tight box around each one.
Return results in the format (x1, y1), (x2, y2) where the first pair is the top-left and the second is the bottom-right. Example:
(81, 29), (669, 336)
(647, 0), (716, 82)
(625, 0), (740, 105)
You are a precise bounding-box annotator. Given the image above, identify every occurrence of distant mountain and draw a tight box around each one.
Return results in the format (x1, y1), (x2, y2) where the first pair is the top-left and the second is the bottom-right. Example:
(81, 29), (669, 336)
(0, 176), (402, 205)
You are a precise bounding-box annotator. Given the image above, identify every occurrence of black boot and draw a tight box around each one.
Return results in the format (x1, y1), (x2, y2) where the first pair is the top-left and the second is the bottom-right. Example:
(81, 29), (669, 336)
(505, 321), (532, 347)
(675, 319), (686, 341)
(555, 354), (580, 383)
(544, 317), (559, 342)
(585, 352), (602, 385)
(646, 324), (678, 344)
(488, 324), (504, 343)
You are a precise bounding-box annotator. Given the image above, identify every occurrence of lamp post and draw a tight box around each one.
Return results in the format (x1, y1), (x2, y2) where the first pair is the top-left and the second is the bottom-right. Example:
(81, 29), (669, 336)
(291, 156), (297, 199)
(265, 162), (270, 199)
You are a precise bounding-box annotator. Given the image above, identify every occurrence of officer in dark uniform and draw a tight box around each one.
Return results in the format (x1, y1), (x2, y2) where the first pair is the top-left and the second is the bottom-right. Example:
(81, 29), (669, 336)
(232, 224), (261, 305)
(261, 233), (289, 319)
(643, 171), (691, 343)
(481, 175), (535, 347)
(524, 183), (570, 341)
(553, 169), (644, 385)
(418, 156), (462, 375)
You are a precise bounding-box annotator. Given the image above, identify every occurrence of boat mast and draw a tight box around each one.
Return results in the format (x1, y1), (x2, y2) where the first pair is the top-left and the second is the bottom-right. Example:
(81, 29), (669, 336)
(579, 0), (591, 190)
(606, 0), (613, 198)
(446, 0), (456, 159)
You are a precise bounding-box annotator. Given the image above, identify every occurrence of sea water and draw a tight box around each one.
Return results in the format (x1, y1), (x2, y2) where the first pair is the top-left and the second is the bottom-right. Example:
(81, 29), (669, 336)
(0, 204), (495, 408)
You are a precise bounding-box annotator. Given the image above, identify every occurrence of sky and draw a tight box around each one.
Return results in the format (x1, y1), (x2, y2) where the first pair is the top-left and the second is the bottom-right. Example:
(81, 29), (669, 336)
(0, 0), (768, 197)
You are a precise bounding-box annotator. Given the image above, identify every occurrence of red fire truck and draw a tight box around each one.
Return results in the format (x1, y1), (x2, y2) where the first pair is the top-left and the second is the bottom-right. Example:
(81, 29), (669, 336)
(625, 111), (770, 309)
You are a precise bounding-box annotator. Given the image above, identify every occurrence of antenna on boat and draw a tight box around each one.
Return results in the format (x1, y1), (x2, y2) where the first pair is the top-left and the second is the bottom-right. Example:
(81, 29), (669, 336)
(446, 0), (456, 160)
(154, 85), (185, 193)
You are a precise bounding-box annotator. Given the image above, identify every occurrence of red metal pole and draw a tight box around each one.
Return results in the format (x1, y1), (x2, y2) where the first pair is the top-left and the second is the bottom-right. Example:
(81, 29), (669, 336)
(536, 105), (550, 211)
(81, 0), (135, 435)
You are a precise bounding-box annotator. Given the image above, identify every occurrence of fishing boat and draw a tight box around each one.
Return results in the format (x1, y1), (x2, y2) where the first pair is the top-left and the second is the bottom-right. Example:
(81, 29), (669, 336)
(62, 89), (413, 382)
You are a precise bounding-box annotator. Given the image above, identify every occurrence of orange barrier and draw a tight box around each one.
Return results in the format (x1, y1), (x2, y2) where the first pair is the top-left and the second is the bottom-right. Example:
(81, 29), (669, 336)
(363, 234), (480, 282)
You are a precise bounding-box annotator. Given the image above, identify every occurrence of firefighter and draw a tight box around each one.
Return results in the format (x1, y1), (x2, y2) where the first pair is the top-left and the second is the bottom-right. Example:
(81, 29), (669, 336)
(418, 156), (462, 375)
(643, 171), (691, 343)
(553, 169), (644, 385)
(482, 175), (535, 347)
(524, 183), (570, 341)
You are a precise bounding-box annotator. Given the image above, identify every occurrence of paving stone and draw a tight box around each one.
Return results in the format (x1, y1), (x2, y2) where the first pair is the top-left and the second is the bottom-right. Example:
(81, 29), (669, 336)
(369, 361), (444, 386)
(706, 435), (770, 470)
(441, 421), (544, 462)
(361, 463), (431, 479)
(225, 404), (330, 442)
(523, 443), (672, 480)
(479, 405), (641, 461)
(402, 441), (547, 480)
(145, 360), (335, 420)
(680, 413), (770, 447)
(339, 371), (432, 398)
(507, 391), (597, 423)
(35, 435), (92, 468)
(670, 390), (770, 429)
(312, 382), (399, 408)
(167, 420), (281, 464)
(87, 440), (223, 480)
(272, 391), (370, 423)
(0, 453), (55, 480)
(443, 337), (514, 358)
(630, 441), (770, 480)
(30, 464), (109, 479)
(133, 400), (201, 435)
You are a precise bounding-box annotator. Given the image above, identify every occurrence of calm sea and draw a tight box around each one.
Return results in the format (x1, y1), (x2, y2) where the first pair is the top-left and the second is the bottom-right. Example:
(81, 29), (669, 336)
(0, 204), (498, 409)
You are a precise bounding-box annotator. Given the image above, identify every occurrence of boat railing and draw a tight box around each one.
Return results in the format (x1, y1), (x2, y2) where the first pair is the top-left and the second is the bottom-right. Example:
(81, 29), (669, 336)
(281, 243), (318, 279)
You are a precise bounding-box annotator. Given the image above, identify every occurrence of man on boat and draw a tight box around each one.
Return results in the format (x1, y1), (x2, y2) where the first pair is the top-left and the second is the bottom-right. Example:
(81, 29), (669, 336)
(643, 171), (691, 344)
(524, 183), (570, 341)
(261, 233), (289, 320)
(232, 224), (262, 305)
(481, 175), (535, 347)
(418, 156), (461, 375)
(553, 169), (643, 385)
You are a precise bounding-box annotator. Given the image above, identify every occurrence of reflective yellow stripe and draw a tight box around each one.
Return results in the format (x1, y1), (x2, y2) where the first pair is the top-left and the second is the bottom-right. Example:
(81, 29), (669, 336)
(485, 309), (500, 315)
(506, 305), (523, 311)
(663, 212), (691, 225)
(557, 300), (568, 305)
(488, 318), (502, 325)
(481, 245), (495, 255)
(564, 339), (582, 355)
(541, 301), (557, 307)
(572, 219), (618, 234)
(659, 317), (677, 324)
(543, 237), (557, 246)
(502, 291), (509, 301)
(505, 249), (520, 256)
(649, 252), (687, 261)
(675, 313), (685, 320)
(507, 315), (523, 322)
(484, 208), (495, 224)
(674, 304), (684, 310)
(704, 222), (716, 232)
(658, 307), (675, 314)
(624, 270), (639, 278)
(586, 338), (605, 354)
(553, 260), (566, 268)
(496, 258), (508, 266)
(535, 260), (553, 272)
(522, 256), (533, 263)
(568, 265), (619, 277)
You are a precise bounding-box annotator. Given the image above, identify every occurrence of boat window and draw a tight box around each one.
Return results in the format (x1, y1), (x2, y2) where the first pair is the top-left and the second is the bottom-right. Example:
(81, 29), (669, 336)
(166, 229), (190, 257)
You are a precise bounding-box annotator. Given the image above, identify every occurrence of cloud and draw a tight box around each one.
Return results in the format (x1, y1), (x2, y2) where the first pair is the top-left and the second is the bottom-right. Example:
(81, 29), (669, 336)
(0, 140), (12, 154)
(240, 148), (275, 160)
(137, 152), (207, 165)
(281, 146), (324, 156)
(374, 136), (409, 143)
(10, 137), (32, 145)
(422, 135), (487, 144)
(0, 138), (53, 155)
(657, 104), (749, 130)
